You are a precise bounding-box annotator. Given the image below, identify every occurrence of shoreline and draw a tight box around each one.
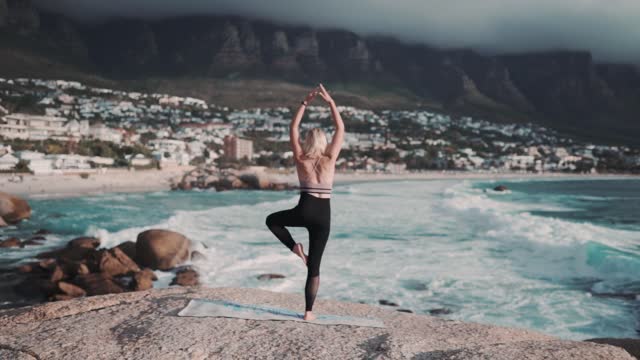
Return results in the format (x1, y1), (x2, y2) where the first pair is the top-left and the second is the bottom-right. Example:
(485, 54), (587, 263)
(0, 168), (637, 200)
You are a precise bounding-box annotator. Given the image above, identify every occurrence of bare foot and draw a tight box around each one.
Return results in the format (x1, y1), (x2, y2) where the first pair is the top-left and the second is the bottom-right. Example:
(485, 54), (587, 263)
(293, 243), (308, 266)
(303, 311), (316, 321)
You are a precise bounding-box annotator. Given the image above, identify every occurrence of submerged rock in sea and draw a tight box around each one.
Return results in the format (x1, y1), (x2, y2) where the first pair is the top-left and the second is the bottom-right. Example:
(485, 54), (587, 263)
(0, 287), (633, 359)
(494, 185), (509, 192)
(257, 273), (286, 280)
(0, 237), (22, 248)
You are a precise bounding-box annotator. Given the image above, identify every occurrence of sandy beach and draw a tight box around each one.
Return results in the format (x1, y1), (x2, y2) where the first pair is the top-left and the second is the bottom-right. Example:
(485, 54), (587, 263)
(0, 166), (194, 199)
(0, 167), (636, 199)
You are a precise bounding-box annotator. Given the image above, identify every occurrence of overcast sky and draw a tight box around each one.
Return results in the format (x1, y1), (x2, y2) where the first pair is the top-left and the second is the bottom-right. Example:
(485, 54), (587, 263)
(33, 0), (640, 64)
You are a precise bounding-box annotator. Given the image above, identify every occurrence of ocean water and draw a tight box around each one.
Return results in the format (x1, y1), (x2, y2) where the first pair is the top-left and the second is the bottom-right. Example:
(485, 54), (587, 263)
(1, 178), (639, 340)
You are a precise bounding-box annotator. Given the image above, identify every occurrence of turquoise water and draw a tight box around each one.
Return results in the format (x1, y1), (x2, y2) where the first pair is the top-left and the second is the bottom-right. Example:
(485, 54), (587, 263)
(1, 178), (639, 340)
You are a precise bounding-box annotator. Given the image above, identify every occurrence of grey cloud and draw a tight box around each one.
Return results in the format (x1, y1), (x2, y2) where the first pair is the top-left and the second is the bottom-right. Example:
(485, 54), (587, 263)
(33, 0), (640, 63)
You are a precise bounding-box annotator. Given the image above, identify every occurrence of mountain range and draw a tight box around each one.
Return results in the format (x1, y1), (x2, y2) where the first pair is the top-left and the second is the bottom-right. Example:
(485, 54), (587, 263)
(1, 0), (639, 145)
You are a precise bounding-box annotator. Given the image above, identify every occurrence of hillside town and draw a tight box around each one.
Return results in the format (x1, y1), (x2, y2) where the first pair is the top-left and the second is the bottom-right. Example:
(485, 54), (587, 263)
(0, 78), (638, 175)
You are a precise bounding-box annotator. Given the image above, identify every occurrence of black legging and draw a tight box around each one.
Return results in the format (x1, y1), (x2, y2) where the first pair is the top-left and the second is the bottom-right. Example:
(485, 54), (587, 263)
(265, 192), (331, 312)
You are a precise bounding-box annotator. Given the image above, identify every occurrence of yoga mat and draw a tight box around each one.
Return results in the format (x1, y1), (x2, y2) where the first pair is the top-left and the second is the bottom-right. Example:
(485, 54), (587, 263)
(177, 298), (386, 328)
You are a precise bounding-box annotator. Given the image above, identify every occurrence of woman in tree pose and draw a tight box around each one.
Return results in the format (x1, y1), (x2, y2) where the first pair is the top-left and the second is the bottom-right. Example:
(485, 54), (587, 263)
(265, 83), (345, 321)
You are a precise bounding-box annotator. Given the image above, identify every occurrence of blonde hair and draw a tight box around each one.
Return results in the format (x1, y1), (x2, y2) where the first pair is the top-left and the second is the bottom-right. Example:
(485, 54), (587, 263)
(302, 128), (328, 158)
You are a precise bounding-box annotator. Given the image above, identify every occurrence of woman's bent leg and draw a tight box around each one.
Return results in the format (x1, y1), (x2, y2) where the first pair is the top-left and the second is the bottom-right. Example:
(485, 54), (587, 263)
(304, 224), (330, 311)
(265, 207), (304, 251)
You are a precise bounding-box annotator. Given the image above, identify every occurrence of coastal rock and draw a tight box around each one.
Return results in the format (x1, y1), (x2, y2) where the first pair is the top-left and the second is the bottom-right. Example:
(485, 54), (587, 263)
(170, 267), (199, 286)
(587, 338), (640, 359)
(494, 185), (509, 191)
(68, 236), (100, 249)
(132, 268), (157, 291)
(21, 239), (44, 246)
(257, 273), (286, 280)
(34, 229), (51, 235)
(397, 309), (413, 313)
(90, 247), (140, 277)
(429, 308), (453, 315)
(57, 281), (86, 298)
(0, 191), (31, 224)
(135, 229), (191, 270)
(29, 235), (46, 241)
(0, 287), (633, 359)
(379, 299), (399, 307)
(0, 237), (22, 248)
(115, 241), (137, 262)
(36, 245), (96, 262)
(73, 273), (125, 296)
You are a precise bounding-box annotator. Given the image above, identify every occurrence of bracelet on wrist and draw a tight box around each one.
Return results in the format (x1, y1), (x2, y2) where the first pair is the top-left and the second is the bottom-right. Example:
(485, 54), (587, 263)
(301, 100), (308, 106)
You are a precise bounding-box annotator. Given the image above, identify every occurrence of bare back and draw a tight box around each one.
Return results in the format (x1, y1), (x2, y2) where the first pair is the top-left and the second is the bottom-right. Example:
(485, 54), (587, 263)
(295, 155), (335, 198)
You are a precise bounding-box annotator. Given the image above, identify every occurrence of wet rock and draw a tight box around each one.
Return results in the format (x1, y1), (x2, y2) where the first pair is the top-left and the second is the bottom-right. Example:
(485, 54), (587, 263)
(14, 277), (56, 298)
(0, 237), (22, 247)
(494, 185), (509, 192)
(68, 236), (100, 249)
(0, 191), (31, 224)
(21, 239), (44, 246)
(50, 294), (75, 302)
(90, 247), (140, 277)
(58, 281), (86, 298)
(115, 241), (137, 263)
(378, 299), (399, 307)
(73, 273), (125, 296)
(429, 308), (453, 315)
(257, 273), (286, 280)
(396, 309), (414, 313)
(136, 229), (190, 270)
(34, 229), (51, 235)
(49, 265), (65, 282)
(170, 267), (199, 286)
(29, 235), (46, 241)
(132, 268), (157, 291)
(36, 245), (96, 262)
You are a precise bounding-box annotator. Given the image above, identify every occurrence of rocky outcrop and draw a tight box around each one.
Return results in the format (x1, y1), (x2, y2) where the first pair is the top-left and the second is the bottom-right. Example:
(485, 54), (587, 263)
(0, 191), (31, 225)
(135, 229), (190, 271)
(172, 166), (296, 192)
(0, 287), (633, 359)
(10, 229), (195, 304)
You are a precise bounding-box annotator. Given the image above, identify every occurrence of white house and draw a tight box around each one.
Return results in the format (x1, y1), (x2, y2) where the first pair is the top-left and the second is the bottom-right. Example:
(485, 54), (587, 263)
(0, 153), (19, 170)
(0, 113), (68, 140)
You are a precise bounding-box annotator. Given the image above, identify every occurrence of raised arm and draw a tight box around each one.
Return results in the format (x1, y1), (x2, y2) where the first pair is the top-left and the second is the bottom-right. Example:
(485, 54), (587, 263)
(290, 88), (318, 161)
(317, 84), (344, 161)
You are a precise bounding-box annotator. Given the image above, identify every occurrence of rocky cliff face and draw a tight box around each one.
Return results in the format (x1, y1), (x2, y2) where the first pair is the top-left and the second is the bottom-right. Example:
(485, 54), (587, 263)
(2, 10), (640, 143)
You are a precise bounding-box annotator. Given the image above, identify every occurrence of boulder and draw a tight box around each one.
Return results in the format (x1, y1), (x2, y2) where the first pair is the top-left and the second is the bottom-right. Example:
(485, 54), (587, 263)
(90, 247), (140, 277)
(494, 185), (509, 192)
(170, 267), (199, 286)
(73, 273), (125, 296)
(378, 299), (399, 307)
(0, 237), (22, 247)
(68, 236), (100, 249)
(0, 191), (31, 224)
(135, 229), (190, 270)
(34, 229), (51, 235)
(57, 281), (86, 298)
(115, 241), (137, 262)
(36, 246), (96, 262)
(132, 268), (157, 291)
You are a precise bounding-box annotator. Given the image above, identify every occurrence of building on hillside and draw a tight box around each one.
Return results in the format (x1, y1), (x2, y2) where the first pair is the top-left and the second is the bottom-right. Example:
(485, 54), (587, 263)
(0, 113), (68, 140)
(223, 135), (253, 160)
